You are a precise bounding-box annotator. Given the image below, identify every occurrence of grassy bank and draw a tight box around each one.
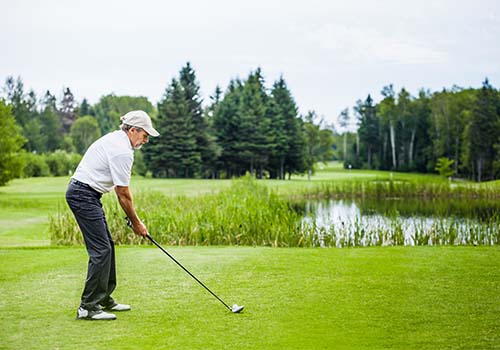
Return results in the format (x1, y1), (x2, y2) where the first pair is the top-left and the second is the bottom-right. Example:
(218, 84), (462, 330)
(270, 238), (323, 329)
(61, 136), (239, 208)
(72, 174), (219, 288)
(49, 174), (500, 247)
(2, 165), (500, 349)
(1, 246), (499, 349)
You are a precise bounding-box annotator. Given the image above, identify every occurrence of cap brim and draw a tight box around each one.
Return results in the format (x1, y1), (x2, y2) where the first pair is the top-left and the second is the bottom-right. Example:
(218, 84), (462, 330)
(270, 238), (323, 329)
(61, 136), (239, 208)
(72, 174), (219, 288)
(145, 127), (160, 137)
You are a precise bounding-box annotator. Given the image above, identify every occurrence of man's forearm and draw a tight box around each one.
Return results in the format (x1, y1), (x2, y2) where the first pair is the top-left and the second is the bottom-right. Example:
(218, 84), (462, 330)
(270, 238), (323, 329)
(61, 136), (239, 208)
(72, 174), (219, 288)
(115, 186), (140, 224)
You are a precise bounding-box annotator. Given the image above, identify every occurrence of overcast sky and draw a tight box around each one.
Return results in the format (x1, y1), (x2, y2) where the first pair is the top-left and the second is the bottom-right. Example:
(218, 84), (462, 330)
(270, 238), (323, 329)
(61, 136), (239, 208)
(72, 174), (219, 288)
(2, 0), (499, 128)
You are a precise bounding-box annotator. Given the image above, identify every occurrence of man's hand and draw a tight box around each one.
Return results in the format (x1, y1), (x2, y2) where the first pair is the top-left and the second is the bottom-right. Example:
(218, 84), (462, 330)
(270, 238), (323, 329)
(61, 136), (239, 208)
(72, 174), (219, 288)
(132, 220), (148, 237)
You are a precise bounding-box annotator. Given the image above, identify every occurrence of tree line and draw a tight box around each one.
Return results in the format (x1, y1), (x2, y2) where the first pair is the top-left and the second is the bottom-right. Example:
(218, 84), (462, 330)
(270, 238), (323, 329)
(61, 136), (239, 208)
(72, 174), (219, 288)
(344, 80), (500, 181)
(2, 63), (499, 185)
(0, 63), (334, 185)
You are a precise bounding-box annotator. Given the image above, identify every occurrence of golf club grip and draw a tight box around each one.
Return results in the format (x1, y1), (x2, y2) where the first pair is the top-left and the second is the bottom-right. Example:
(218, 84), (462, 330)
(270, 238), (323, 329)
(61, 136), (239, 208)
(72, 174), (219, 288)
(145, 234), (232, 311)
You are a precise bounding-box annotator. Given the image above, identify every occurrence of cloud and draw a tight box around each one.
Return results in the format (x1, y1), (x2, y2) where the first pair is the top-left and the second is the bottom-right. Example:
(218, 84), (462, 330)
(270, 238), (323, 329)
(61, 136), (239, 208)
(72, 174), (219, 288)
(296, 23), (448, 65)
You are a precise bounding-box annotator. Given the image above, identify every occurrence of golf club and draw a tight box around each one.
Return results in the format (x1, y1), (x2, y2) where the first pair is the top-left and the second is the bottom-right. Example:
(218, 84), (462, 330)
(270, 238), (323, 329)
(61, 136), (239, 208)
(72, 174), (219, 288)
(126, 217), (244, 314)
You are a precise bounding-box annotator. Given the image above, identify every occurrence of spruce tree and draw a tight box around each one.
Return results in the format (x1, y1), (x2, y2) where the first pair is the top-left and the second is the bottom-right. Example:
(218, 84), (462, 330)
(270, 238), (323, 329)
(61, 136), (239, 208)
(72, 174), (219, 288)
(146, 79), (200, 177)
(58, 87), (77, 134)
(179, 62), (218, 177)
(268, 77), (299, 179)
(356, 95), (379, 168)
(40, 90), (64, 152)
(212, 80), (245, 177)
(467, 79), (500, 181)
(237, 69), (272, 178)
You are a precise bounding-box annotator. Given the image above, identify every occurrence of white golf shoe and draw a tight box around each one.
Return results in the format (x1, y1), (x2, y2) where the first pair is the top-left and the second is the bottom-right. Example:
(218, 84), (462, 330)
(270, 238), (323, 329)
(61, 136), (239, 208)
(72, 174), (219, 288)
(102, 302), (131, 312)
(76, 307), (116, 321)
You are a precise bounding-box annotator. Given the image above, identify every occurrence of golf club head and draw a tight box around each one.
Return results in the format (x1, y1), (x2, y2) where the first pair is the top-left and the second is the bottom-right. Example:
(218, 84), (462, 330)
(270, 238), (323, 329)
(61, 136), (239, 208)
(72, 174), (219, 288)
(231, 304), (244, 313)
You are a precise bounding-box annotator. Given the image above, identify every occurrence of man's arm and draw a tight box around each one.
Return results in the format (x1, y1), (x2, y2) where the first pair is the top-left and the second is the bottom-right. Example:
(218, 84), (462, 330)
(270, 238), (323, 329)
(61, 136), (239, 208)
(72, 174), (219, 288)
(114, 185), (148, 236)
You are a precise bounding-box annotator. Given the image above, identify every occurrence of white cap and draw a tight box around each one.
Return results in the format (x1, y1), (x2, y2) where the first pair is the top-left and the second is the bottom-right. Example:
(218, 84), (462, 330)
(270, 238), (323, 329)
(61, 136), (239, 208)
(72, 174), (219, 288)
(120, 110), (160, 137)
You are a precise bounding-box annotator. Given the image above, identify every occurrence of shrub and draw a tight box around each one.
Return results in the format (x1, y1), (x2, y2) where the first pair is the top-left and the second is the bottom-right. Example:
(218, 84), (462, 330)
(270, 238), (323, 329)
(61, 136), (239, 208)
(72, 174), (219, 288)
(21, 152), (50, 177)
(46, 150), (82, 176)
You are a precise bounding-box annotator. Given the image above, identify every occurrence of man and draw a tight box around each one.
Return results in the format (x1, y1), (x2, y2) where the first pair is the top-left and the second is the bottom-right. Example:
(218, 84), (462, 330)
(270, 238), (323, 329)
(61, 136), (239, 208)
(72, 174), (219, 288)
(66, 110), (159, 320)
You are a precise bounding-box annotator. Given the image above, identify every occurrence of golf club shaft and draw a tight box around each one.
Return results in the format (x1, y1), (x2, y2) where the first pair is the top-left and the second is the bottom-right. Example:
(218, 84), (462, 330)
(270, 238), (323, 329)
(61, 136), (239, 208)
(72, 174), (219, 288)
(145, 234), (232, 311)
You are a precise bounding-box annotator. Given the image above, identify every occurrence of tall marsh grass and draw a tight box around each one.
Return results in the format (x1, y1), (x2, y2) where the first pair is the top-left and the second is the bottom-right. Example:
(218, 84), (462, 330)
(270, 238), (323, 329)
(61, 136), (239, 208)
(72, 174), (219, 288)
(308, 213), (500, 248)
(50, 176), (500, 247)
(297, 177), (500, 200)
(51, 176), (309, 247)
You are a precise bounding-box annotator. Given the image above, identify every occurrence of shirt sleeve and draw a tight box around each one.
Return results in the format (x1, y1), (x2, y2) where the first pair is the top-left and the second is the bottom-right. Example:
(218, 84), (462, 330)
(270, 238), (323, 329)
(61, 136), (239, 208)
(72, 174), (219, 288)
(109, 153), (134, 186)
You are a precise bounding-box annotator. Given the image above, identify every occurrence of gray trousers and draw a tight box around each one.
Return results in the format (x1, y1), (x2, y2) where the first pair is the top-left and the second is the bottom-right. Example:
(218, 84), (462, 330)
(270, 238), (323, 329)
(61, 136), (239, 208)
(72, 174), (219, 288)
(66, 179), (116, 311)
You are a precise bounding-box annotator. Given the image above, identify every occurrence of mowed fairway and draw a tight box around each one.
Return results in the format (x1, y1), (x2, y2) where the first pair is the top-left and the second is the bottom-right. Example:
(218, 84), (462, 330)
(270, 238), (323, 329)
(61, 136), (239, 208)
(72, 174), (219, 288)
(1, 164), (500, 349)
(1, 246), (500, 349)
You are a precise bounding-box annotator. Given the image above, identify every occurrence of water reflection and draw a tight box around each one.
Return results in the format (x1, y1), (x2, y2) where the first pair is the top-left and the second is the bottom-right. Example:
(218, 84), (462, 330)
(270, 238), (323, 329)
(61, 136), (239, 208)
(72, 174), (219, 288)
(300, 198), (500, 247)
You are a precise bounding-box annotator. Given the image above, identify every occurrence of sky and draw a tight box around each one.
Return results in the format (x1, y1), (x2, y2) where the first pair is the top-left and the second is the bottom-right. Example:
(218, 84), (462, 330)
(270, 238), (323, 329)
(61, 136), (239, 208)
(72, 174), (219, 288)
(2, 0), (500, 129)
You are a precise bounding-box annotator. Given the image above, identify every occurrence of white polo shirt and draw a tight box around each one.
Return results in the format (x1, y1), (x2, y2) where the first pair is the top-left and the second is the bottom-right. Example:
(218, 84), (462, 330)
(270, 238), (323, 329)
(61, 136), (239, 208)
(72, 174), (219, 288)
(72, 130), (134, 194)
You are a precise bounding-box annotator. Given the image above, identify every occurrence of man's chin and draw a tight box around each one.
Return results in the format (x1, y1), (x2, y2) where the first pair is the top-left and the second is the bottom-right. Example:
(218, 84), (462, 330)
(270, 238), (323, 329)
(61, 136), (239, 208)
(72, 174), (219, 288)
(133, 144), (143, 150)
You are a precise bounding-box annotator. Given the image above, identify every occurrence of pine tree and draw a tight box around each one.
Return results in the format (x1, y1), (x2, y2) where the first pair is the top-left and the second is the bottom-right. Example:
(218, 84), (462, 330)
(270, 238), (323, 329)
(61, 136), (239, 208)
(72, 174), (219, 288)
(146, 79), (200, 177)
(356, 95), (379, 168)
(40, 90), (64, 152)
(212, 80), (245, 177)
(378, 85), (397, 169)
(3, 76), (30, 127)
(237, 68), (272, 178)
(466, 79), (500, 181)
(58, 87), (77, 134)
(337, 108), (350, 164)
(78, 98), (94, 117)
(179, 62), (219, 177)
(268, 77), (299, 179)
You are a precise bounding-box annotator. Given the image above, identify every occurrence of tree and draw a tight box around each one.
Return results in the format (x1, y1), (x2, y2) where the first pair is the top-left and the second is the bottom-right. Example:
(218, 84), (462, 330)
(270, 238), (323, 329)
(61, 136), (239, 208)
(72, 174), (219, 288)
(337, 108), (350, 163)
(466, 79), (500, 181)
(70, 116), (101, 154)
(435, 157), (455, 178)
(268, 76), (298, 179)
(3, 76), (30, 127)
(201, 86), (224, 178)
(0, 100), (26, 185)
(78, 98), (94, 117)
(93, 94), (156, 135)
(396, 88), (412, 169)
(355, 95), (379, 168)
(303, 111), (324, 180)
(146, 78), (200, 177)
(378, 85), (397, 169)
(23, 117), (46, 153)
(411, 90), (432, 172)
(179, 62), (220, 178)
(58, 87), (77, 134)
(429, 88), (472, 174)
(236, 68), (272, 178)
(212, 79), (245, 177)
(39, 91), (64, 152)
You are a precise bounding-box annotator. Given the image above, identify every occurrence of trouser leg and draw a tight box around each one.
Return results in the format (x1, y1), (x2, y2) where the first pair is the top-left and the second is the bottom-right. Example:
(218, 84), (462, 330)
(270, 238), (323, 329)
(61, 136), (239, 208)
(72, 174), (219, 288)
(100, 213), (117, 308)
(76, 213), (113, 310)
(66, 183), (115, 311)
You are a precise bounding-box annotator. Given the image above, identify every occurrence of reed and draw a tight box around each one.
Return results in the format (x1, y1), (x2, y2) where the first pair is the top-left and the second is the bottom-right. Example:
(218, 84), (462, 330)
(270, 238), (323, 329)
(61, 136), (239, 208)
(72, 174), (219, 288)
(50, 175), (500, 247)
(296, 177), (500, 200)
(51, 175), (308, 247)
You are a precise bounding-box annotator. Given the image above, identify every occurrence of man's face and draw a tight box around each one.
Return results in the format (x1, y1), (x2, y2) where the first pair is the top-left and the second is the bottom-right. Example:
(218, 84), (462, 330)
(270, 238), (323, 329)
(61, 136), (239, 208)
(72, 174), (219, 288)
(130, 127), (149, 150)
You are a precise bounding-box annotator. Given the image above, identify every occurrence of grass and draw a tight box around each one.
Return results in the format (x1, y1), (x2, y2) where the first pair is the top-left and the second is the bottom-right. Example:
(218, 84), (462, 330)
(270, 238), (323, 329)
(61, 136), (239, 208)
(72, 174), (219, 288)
(2, 163), (500, 349)
(49, 172), (500, 247)
(0, 162), (430, 247)
(1, 246), (499, 349)
(50, 176), (311, 247)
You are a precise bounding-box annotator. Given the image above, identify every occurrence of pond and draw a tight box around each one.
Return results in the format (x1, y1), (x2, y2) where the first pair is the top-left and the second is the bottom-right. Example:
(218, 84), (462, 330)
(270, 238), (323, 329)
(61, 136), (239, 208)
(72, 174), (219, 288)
(301, 198), (500, 247)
